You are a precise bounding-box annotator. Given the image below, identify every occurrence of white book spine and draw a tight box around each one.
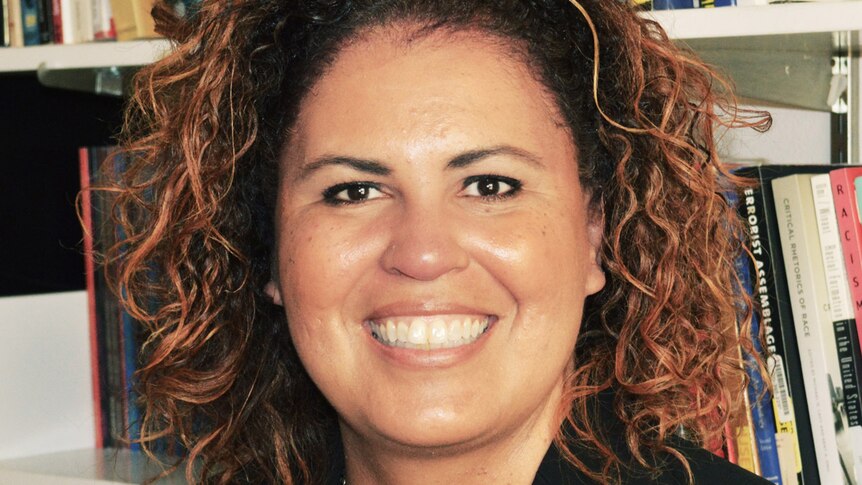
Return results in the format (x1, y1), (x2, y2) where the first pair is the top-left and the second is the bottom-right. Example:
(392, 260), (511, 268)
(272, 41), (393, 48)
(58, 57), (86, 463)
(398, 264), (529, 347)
(812, 173), (862, 484)
(773, 174), (846, 484)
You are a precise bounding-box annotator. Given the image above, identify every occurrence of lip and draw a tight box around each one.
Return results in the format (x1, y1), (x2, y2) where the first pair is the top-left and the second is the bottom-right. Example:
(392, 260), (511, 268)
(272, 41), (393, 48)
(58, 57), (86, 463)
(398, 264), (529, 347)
(366, 301), (497, 321)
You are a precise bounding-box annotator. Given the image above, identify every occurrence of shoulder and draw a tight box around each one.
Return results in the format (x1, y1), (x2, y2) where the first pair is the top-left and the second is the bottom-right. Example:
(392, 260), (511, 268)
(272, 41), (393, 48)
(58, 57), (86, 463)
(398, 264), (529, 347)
(534, 441), (772, 485)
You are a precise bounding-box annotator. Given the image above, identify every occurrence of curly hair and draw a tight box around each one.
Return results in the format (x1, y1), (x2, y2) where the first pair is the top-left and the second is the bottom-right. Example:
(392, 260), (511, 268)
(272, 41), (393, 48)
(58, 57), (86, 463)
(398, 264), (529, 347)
(104, 0), (771, 483)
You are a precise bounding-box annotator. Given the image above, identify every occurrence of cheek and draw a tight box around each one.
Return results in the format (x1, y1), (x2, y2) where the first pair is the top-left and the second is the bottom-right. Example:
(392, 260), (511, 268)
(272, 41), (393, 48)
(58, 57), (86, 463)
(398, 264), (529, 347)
(468, 205), (591, 299)
(277, 212), (388, 317)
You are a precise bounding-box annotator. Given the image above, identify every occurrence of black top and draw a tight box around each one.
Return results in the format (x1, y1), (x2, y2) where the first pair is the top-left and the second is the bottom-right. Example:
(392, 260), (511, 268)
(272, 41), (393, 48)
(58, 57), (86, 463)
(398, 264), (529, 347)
(326, 389), (773, 485)
(534, 439), (771, 485)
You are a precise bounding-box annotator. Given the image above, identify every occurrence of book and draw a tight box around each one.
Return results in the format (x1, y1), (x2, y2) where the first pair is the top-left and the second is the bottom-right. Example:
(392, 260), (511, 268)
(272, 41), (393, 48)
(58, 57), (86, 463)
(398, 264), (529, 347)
(36, 0), (51, 44)
(8, 0), (24, 46)
(110, 0), (156, 41)
(773, 173), (847, 484)
(92, 0), (113, 40)
(80, 147), (144, 451)
(831, 168), (862, 352)
(19, 0), (38, 45)
(735, 252), (783, 484)
(811, 173), (862, 484)
(50, 0), (60, 42)
(653, 0), (698, 8)
(735, 164), (835, 485)
(1, 0), (9, 47)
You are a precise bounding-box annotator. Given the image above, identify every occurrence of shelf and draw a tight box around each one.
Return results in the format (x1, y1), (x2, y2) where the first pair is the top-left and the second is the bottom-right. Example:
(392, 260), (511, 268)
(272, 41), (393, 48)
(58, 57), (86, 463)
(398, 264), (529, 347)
(645, 2), (862, 40)
(0, 448), (185, 484)
(0, 40), (171, 73)
(644, 3), (862, 111)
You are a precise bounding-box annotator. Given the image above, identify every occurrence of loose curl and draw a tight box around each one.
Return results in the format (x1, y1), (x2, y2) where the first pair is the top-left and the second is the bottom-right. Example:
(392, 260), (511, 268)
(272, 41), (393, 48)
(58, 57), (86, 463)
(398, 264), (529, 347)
(104, 0), (771, 483)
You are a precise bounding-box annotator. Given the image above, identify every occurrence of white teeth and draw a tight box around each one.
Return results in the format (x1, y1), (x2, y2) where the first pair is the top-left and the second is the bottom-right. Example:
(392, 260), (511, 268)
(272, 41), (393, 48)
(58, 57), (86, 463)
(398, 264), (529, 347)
(386, 320), (397, 342)
(429, 319), (447, 345)
(448, 319), (462, 342)
(408, 318), (427, 345)
(370, 316), (491, 350)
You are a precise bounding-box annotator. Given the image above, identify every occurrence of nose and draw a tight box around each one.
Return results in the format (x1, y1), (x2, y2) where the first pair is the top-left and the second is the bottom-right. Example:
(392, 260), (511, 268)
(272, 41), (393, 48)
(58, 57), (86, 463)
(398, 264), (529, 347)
(380, 204), (470, 281)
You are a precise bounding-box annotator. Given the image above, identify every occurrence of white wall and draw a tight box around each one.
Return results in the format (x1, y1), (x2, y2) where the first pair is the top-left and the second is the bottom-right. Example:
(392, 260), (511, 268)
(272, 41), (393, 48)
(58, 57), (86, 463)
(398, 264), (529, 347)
(718, 104), (833, 165)
(0, 291), (95, 460)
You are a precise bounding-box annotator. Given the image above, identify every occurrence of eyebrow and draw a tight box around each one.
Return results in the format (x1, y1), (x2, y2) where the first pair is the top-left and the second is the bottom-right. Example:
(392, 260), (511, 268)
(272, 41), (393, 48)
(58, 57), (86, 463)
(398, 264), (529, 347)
(445, 146), (544, 170)
(296, 145), (544, 181)
(297, 156), (392, 181)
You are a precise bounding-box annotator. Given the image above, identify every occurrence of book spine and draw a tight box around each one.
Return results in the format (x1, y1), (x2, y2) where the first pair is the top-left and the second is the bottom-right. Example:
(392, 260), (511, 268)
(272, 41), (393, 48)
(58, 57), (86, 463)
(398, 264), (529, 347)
(8, 0), (22, 47)
(58, 0), (72, 43)
(19, 0), (38, 45)
(36, 0), (50, 43)
(72, 0), (93, 43)
(49, 0), (59, 42)
(653, 0), (698, 8)
(92, 0), (113, 40)
(79, 147), (105, 449)
(812, 173), (862, 484)
(736, 253), (783, 484)
(831, 169), (862, 361)
(772, 174), (845, 484)
(1, 0), (9, 47)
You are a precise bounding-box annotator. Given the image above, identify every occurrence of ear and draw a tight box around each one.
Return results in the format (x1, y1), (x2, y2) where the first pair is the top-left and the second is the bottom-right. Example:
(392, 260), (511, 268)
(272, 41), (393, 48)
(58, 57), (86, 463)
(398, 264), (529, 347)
(584, 198), (606, 296)
(264, 280), (284, 306)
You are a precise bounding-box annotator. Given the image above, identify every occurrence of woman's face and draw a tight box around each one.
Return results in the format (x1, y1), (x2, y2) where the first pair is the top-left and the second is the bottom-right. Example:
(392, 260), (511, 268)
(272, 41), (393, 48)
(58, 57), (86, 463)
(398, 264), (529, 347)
(269, 28), (605, 453)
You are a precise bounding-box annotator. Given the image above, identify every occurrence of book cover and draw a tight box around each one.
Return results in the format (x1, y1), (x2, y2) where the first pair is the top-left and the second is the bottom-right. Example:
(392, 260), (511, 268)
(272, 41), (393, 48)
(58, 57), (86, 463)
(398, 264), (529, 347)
(773, 173), (847, 484)
(812, 173), (862, 483)
(736, 164), (836, 485)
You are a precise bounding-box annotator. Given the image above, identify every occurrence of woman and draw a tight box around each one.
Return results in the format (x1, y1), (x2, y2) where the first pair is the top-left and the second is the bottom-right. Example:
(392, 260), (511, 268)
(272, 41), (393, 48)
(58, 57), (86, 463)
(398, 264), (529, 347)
(109, 0), (772, 483)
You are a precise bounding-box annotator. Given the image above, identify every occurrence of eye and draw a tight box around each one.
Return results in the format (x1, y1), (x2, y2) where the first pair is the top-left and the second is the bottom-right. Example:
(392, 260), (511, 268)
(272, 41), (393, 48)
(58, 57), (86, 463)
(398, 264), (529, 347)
(462, 175), (522, 200)
(322, 182), (384, 205)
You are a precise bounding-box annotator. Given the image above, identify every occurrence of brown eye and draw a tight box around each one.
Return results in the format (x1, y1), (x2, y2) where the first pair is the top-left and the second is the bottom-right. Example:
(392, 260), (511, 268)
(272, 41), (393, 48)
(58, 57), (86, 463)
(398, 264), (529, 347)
(322, 182), (384, 205)
(462, 175), (522, 199)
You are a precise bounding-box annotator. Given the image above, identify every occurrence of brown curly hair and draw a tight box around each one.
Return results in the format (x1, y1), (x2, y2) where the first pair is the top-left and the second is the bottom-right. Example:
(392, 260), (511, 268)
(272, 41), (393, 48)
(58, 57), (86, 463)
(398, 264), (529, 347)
(104, 0), (770, 483)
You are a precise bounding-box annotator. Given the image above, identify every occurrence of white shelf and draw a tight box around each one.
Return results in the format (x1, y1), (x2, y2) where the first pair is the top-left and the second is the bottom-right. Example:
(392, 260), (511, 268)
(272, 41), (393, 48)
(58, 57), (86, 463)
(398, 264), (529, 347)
(0, 39), (172, 73)
(0, 448), (185, 484)
(645, 2), (862, 40)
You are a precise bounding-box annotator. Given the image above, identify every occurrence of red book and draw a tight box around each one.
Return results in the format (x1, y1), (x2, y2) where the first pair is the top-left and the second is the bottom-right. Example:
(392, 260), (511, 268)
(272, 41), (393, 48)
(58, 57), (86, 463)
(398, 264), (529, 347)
(51, 0), (62, 43)
(79, 147), (105, 449)
(830, 167), (862, 349)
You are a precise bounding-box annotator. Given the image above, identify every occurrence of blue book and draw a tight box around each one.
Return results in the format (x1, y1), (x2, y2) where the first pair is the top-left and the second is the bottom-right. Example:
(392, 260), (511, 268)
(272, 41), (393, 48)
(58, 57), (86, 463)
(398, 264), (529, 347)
(728, 189), (784, 484)
(20, 0), (40, 45)
(654, 0), (697, 8)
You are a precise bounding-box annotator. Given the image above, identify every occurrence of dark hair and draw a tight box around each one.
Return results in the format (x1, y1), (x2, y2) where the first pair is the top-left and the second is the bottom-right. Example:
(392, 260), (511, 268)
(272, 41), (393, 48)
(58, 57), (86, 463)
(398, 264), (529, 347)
(107, 0), (770, 482)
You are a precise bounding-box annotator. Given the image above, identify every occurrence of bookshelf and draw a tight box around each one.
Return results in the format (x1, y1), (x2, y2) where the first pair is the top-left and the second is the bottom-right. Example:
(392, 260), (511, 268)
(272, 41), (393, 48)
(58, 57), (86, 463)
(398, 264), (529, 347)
(0, 1), (859, 481)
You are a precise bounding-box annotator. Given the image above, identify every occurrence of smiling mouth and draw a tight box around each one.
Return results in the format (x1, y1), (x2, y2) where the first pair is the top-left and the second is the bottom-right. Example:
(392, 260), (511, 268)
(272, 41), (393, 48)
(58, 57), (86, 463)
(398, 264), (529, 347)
(368, 315), (493, 350)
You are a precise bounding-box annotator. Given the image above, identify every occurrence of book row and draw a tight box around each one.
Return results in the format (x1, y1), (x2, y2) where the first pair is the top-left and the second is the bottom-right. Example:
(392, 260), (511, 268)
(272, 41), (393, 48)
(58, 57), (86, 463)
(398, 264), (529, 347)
(1, 0), (173, 47)
(730, 165), (862, 485)
(633, 0), (852, 9)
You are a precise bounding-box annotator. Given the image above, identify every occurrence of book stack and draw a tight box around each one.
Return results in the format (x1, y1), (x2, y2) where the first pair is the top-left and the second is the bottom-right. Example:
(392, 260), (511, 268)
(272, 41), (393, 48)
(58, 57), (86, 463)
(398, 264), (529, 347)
(1, 0), (163, 47)
(79, 146), (144, 451)
(725, 164), (862, 485)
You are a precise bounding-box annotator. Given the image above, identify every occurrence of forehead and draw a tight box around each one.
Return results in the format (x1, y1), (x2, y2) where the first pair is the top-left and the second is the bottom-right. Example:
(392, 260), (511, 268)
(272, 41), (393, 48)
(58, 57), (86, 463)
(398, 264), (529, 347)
(285, 26), (575, 169)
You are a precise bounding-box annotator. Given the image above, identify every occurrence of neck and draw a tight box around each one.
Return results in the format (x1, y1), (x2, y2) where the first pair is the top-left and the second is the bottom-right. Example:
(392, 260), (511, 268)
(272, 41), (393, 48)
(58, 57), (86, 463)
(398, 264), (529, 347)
(340, 383), (564, 485)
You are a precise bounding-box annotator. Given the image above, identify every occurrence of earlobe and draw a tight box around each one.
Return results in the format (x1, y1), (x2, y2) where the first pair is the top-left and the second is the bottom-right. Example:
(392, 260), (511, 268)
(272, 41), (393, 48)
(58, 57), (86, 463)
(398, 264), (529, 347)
(264, 281), (284, 306)
(585, 202), (606, 296)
